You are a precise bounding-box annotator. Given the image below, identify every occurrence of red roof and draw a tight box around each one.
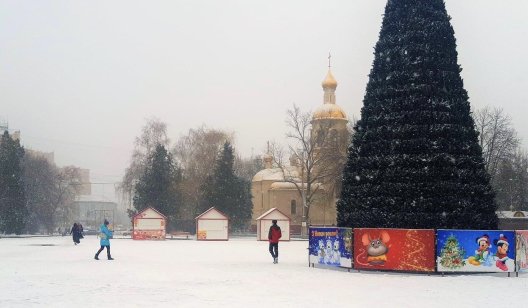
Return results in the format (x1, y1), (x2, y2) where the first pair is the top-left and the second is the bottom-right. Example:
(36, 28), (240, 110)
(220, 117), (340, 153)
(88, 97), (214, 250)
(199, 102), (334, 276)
(255, 207), (291, 221)
(133, 207), (167, 219)
(195, 207), (229, 220)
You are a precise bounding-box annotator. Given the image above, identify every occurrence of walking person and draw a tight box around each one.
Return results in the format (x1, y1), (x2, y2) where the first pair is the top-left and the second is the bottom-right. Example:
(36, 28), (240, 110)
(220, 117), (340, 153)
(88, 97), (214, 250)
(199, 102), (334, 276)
(70, 223), (80, 245)
(78, 224), (84, 240)
(94, 219), (114, 260)
(268, 219), (282, 264)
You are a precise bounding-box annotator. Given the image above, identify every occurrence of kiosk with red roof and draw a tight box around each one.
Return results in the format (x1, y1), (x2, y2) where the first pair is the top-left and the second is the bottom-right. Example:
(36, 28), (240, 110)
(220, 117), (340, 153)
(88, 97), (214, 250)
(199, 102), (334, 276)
(132, 207), (166, 240)
(195, 207), (229, 241)
(256, 207), (290, 241)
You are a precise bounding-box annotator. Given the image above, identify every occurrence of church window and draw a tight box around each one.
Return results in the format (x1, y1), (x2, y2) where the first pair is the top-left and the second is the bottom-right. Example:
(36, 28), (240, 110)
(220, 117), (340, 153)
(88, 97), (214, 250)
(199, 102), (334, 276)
(291, 200), (297, 215)
(316, 130), (324, 146)
(330, 129), (338, 147)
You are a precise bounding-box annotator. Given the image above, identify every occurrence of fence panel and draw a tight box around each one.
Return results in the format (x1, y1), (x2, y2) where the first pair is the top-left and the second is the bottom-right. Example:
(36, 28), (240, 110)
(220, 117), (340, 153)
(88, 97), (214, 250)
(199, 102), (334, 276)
(309, 227), (353, 268)
(353, 228), (435, 272)
(436, 229), (516, 273)
(515, 230), (528, 273)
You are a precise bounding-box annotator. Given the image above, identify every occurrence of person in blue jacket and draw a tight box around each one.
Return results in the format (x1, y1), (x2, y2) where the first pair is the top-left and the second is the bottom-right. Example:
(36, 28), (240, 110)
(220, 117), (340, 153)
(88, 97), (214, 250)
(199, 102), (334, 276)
(94, 219), (114, 260)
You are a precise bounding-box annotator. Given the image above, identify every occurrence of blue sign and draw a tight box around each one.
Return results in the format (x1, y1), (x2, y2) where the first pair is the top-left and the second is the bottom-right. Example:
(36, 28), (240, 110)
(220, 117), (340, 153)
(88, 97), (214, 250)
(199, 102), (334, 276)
(309, 227), (352, 268)
(436, 230), (516, 272)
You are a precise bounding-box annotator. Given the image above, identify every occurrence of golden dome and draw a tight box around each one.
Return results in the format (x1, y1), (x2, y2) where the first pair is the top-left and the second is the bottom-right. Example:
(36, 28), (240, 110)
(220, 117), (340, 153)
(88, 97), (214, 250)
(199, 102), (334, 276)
(322, 69), (337, 89)
(312, 104), (348, 121)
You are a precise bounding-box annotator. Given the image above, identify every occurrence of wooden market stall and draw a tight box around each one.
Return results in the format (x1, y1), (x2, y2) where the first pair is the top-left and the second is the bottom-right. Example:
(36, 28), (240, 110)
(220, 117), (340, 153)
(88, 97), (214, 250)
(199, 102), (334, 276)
(132, 207), (166, 240)
(256, 207), (290, 241)
(195, 207), (229, 241)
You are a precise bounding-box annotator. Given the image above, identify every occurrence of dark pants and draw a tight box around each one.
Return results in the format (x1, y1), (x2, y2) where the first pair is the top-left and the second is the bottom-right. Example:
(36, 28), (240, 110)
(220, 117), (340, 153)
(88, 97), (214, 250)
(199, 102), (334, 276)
(269, 243), (279, 258)
(95, 245), (111, 258)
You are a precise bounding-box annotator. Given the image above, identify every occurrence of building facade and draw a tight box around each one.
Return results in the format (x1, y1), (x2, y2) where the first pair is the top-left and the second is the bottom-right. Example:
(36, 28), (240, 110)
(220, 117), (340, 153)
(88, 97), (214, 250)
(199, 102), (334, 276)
(251, 67), (349, 234)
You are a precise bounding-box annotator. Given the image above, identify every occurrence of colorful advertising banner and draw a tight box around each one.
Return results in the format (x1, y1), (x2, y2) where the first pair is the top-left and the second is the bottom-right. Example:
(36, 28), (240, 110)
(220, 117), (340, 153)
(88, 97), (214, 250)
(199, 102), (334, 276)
(353, 228), (435, 272)
(197, 230), (207, 240)
(132, 229), (165, 240)
(309, 227), (353, 268)
(515, 230), (528, 272)
(436, 230), (516, 273)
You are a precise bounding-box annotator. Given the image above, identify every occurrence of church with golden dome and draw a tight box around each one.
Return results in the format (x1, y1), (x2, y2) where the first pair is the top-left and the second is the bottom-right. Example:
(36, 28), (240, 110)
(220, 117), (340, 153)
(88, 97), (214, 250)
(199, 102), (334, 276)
(251, 64), (349, 234)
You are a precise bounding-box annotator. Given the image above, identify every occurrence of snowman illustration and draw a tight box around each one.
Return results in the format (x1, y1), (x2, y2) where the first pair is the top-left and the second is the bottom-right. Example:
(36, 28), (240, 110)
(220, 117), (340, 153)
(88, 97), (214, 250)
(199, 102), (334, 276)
(324, 239), (333, 264)
(332, 239), (341, 264)
(317, 239), (325, 263)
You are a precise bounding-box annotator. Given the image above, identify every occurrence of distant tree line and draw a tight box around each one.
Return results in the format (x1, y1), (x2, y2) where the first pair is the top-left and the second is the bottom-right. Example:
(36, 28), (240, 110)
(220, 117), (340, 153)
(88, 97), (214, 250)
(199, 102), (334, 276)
(0, 131), (81, 235)
(119, 119), (258, 232)
(473, 106), (528, 211)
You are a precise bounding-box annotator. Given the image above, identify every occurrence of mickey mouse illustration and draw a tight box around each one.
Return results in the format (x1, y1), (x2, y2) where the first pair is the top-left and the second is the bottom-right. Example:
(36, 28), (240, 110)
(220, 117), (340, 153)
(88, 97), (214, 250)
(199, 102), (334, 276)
(493, 234), (510, 271)
(468, 234), (491, 266)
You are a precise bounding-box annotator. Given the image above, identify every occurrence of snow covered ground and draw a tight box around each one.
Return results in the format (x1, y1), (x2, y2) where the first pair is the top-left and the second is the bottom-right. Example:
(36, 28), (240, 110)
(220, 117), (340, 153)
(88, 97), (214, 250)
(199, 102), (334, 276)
(1, 236), (526, 307)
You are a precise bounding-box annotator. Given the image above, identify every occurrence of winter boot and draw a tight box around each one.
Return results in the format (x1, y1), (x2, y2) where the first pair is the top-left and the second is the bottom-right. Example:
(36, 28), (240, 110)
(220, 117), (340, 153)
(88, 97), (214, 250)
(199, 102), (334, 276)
(108, 256), (114, 260)
(94, 254), (99, 260)
(273, 257), (277, 264)
(496, 260), (507, 271)
(468, 257), (480, 266)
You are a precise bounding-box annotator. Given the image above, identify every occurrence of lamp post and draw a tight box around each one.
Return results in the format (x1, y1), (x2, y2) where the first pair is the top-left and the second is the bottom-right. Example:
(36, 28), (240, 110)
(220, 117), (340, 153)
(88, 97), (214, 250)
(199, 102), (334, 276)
(298, 149), (308, 238)
(509, 178), (514, 212)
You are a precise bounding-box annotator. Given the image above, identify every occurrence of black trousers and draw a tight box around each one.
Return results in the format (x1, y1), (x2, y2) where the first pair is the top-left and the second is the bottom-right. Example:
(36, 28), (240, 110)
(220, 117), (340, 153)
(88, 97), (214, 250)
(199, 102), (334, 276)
(96, 245), (111, 258)
(269, 243), (279, 258)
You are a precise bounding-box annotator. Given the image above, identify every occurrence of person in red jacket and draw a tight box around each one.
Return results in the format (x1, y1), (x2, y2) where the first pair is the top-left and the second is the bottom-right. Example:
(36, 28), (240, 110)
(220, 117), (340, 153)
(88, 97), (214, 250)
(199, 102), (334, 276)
(268, 220), (282, 264)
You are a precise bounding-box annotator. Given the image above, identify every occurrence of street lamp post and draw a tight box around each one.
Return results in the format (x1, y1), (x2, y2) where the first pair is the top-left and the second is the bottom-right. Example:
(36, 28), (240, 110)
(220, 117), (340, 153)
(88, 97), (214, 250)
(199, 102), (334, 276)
(298, 149), (308, 238)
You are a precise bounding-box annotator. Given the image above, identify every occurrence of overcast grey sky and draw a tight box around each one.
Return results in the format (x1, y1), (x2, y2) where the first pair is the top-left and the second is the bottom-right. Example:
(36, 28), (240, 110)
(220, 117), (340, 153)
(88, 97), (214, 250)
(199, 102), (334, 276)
(1, 0), (527, 201)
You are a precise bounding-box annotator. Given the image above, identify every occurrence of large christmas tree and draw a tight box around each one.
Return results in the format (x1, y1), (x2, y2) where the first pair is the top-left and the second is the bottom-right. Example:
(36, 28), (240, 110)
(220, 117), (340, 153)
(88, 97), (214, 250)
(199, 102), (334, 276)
(337, 0), (497, 229)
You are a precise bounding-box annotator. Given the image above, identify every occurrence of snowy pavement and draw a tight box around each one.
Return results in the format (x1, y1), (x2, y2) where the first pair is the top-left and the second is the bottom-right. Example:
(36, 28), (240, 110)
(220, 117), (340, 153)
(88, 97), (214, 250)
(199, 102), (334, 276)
(0, 236), (526, 307)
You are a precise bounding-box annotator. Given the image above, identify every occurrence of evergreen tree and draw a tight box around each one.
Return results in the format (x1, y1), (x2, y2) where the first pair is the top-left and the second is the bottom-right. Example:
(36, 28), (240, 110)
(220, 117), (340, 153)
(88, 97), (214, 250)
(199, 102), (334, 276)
(133, 144), (182, 226)
(0, 131), (27, 234)
(203, 142), (252, 231)
(337, 0), (497, 229)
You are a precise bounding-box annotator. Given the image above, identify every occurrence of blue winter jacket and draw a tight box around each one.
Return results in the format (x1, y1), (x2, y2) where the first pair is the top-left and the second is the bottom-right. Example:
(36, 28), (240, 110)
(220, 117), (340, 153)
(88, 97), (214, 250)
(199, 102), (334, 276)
(99, 223), (113, 246)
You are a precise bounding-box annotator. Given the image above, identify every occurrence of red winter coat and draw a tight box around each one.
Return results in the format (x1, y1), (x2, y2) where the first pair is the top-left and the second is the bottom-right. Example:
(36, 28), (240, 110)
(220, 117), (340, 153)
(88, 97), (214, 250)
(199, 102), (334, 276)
(268, 224), (282, 243)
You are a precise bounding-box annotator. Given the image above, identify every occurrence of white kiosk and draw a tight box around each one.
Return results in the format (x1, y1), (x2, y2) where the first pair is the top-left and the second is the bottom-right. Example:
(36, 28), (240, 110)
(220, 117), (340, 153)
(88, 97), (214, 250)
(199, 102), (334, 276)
(195, 207), (229, 241)
(132, 207), (166, 240)
(256, 207), (290, 241)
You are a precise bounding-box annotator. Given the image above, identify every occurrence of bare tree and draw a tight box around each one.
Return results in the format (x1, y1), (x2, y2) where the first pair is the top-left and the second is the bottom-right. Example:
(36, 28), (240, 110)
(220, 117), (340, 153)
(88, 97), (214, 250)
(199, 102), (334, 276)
(473, 106), (528, 211)
(270, 104), (348, 234)
(55, 166), (82, 230)
(23, 156), (82, 233)
(23, 155), (58, 233)
(234, 154), (264, 183)
(172, 126), (232, 218)
(473, 106), (519, 180)
(494, 150), (528, 211)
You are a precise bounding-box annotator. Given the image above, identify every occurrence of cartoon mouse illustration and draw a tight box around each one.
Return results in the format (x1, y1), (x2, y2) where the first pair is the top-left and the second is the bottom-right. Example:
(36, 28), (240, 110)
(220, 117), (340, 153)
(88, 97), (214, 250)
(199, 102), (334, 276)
(360, 231), (391, 265)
